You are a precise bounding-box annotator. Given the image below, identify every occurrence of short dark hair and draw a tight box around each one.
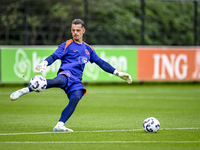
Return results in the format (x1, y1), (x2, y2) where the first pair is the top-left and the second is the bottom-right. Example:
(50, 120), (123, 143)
(72, 19), (85, 28)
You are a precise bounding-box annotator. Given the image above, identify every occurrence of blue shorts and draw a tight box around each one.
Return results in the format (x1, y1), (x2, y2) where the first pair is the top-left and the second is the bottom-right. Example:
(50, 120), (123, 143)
(59, 70), (86, 96)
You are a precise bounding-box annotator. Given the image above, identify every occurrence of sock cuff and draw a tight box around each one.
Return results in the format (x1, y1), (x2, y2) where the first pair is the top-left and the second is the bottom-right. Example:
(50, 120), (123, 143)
(28, 86), (33, 92)
(57, 121), (64, 126)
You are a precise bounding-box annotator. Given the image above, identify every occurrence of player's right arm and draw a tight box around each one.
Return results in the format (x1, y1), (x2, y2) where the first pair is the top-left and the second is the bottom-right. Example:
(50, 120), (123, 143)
(35, 42), (66, 73)
(35, 54), (59, 73)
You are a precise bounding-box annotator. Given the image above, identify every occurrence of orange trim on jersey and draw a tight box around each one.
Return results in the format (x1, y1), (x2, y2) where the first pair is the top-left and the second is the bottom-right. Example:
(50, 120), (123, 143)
(59, 72), (71, 77)
(83, 90), (87, 96)
(84, 42), (95, 52)
(64, 39), (73, 51)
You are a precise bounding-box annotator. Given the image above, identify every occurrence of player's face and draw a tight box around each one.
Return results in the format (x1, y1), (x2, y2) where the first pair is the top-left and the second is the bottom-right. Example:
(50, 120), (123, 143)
(71, 24), (85, 44)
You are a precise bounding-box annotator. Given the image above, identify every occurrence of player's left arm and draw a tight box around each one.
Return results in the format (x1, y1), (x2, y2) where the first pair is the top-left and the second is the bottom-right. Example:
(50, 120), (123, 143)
(95, 58), (132, 84)
(87, 44), (132, 84)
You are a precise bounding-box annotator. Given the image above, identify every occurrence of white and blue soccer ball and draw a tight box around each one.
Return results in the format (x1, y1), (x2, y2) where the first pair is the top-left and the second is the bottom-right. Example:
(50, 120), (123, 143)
(30, 75), (47, 92)
(143, 117), (160, 133)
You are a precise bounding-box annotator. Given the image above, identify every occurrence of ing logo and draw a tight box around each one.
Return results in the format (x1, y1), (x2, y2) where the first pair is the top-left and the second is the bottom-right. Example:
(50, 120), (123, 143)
(152, 54), (188, 80)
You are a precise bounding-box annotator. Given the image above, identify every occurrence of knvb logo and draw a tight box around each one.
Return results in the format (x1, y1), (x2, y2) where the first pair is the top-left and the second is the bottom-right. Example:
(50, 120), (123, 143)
(152, 54), (188, 80)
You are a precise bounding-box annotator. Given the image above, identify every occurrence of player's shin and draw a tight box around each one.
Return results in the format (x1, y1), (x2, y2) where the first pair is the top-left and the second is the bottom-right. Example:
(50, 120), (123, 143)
(53, 90), (84, 132)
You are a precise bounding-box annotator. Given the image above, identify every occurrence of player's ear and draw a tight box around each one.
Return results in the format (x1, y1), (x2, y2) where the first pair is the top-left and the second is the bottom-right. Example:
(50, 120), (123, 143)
(83, 28), (85, 34)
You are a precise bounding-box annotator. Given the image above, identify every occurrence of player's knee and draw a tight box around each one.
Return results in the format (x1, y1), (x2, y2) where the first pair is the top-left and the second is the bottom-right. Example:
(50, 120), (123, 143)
(71, 95), (81, 103)
(68, 90), (84, 105)
(69, 94), (82, 106)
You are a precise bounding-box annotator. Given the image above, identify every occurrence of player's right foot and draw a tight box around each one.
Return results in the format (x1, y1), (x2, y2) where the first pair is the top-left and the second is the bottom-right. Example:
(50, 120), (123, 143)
(10, 88), (28, 101)
(53, 125), (73, 132)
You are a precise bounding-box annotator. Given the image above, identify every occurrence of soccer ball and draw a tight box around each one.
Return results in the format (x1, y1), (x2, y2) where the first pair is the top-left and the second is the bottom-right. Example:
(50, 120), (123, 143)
(30, 75), (47, 92)
(143, 117), (160, 133)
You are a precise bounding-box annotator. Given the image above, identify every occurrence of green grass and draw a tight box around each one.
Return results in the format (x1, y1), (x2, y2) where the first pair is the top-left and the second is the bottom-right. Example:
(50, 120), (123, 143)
(0, 84), (200, 150)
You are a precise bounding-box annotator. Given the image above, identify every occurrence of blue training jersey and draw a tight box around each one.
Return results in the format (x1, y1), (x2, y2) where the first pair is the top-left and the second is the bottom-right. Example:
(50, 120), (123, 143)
(53, 39), (100, 77)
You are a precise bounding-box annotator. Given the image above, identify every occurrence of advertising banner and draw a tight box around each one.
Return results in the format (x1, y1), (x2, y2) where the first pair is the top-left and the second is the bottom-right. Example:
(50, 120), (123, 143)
(0, 47), (137, 83)
(1, 46), (199, 83)
(1, 47), (59, 83)
(137, 47), (200, 81)
(83, 47), (137, 82)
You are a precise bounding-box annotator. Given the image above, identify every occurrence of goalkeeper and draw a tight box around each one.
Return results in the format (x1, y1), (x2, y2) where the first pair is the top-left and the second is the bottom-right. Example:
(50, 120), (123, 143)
(10, 19), (132, 132)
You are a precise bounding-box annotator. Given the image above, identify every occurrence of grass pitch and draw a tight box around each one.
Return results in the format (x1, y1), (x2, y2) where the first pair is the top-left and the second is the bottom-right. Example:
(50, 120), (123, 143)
(0, 84), (199, 150)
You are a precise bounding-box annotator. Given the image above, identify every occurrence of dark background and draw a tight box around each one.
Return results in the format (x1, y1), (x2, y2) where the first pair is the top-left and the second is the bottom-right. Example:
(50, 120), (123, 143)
(0, 0), (199, 46)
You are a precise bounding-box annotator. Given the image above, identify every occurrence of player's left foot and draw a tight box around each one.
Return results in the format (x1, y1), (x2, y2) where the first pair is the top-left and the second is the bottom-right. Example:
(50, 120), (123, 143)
(53, 125), (73, 132)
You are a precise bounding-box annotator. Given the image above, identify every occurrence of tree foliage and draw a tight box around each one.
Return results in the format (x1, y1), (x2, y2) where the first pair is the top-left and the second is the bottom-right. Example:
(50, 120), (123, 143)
(0, 0), (199, 45)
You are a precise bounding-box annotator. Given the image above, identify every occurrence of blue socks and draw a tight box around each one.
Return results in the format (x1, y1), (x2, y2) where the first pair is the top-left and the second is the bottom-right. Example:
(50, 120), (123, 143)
(28, 86), (33, 92)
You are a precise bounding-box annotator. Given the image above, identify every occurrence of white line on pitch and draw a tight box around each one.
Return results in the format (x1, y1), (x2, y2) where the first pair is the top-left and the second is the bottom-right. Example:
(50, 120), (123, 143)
(0, 141), (199, 144)
(0, 129), (141, 136)
(0, 128), (199, 136)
